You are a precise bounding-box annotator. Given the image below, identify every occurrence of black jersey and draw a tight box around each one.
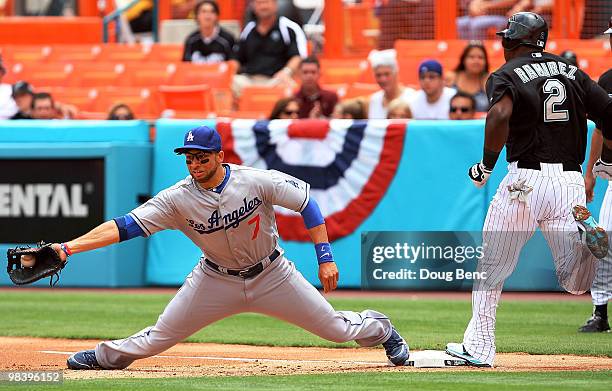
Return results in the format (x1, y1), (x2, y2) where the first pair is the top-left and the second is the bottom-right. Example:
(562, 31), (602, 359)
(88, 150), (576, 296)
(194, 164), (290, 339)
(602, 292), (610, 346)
(182, 27), (236, 64)
(599, 69), (612, 94)
(486, 51), (612, 165)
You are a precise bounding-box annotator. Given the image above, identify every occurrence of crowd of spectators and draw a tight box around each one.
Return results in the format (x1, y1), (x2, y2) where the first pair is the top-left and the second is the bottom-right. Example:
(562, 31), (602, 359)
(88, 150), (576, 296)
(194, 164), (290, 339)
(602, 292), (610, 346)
(4, 0), (602, 123)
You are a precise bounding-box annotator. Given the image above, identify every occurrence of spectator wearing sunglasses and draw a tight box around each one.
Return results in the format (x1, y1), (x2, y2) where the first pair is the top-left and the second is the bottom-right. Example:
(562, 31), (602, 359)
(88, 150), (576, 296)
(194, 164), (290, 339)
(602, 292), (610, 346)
(448, 91), (476, 120)
(269, 97), (300, 119)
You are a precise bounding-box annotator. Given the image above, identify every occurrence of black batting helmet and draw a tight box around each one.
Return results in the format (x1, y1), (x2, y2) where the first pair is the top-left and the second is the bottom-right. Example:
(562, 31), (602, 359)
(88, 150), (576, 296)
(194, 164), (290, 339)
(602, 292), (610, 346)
(605, 15), (612, 34)
(496, 12), (548, 51)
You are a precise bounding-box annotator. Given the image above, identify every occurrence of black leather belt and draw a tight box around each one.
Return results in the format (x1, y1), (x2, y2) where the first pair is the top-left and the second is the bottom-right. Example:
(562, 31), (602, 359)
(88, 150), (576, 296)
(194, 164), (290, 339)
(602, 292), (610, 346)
(205, 249), (280, 279)
(517, 161), (582, 173)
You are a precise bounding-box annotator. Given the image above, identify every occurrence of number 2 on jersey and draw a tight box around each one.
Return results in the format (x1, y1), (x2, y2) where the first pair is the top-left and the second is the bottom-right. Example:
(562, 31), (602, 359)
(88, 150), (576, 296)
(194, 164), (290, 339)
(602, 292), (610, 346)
(248, 214), (260, 240)
(543, 78), (569, 122)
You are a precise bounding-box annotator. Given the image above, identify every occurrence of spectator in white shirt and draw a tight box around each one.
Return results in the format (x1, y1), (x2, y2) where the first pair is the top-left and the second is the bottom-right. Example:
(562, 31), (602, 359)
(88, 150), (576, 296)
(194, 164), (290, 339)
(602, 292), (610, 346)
(367, 49), (415, 119)
(0, 57), (18, 119)
(409, 59), (456, 119)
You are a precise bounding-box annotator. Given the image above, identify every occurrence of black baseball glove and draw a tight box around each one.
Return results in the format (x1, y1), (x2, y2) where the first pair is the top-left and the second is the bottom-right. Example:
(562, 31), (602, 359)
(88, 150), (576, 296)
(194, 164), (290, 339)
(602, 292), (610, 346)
(6, 242), (66, 286)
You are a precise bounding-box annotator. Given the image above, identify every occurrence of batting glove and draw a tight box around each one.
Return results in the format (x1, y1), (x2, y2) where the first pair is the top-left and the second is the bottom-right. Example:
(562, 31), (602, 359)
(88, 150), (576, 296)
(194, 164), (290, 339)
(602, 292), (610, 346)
(468, 162), (492, 188)
(593, 158), (612, 180)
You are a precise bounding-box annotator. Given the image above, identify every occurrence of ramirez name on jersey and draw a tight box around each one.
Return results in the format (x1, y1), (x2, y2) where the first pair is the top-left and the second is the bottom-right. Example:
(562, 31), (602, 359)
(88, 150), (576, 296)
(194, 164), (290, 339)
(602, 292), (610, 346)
(513, 58), (578, 84)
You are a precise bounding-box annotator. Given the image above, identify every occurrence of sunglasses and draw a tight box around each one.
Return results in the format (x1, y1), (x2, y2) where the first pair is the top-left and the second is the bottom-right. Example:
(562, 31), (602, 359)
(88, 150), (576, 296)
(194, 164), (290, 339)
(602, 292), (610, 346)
(283, 110), (299, 116)
(185, 153), (211, 164)
(450, 106), (473, 113)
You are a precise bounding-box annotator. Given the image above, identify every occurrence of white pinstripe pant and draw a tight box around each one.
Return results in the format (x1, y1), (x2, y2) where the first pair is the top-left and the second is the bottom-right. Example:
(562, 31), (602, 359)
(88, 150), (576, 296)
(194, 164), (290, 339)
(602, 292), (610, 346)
(592, 182), (612, 305)
(463, 162), (599, 366)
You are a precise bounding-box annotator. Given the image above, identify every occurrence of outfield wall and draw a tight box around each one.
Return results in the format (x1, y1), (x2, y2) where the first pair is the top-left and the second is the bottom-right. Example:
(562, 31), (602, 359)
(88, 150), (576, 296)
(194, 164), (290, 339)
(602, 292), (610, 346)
(0, 119), (603, 289)
(0, 120), (151, 287)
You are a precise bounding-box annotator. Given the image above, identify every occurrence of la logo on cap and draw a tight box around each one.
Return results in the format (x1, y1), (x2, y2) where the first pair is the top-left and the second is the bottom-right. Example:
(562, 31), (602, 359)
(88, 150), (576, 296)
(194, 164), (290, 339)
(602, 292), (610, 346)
(187, 131), (194, 142)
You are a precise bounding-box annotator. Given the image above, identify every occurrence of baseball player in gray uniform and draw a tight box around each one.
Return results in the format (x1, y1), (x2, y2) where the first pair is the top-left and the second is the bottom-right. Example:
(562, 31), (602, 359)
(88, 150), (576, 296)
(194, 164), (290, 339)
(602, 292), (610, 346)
(57, 125), (409, 369)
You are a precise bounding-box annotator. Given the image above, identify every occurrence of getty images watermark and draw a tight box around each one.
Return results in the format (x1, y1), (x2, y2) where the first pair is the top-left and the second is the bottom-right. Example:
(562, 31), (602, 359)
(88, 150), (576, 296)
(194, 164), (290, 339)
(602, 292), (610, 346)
(361, 232), (488, 290)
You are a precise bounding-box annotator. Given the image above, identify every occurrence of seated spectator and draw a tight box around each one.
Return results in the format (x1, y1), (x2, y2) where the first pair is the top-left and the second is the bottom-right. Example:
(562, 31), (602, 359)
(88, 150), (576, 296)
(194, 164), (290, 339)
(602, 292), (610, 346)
(124, 0), (154, 34)
(367, 49), (415, 119)
(10, 81), (34, 120)
(387, 98), (412, 119)
(457, 0), (528, 40)
(446, 42), (490, 112)
(560, 50), (578, 67)
(449, 91), (477, 120)
(269, 97), (300, 120)
(31, 92), (61, 120)
(108, 103), (135, 120)
(409, 60), (456, 120)
(243, 0), (303, 26)
(231, 0), (307, 100)
(0, 56), (18, 119)
(332, 99), (367, 120)
(182, 0), (236, 64)
(294, 56), (338, 119)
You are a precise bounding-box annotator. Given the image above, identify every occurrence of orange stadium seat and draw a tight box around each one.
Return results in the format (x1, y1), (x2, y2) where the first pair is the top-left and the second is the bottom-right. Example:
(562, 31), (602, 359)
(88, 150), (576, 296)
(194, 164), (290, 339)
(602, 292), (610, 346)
(13, 62), (74, 87)
(172, 62), (236, 88)
(582, 57), (612, 80)
(238, 86), (291, 115)
(71, 62), (126, 87)
(47, 44), (102, 62)
(123, 63), (177, 87)
(98, 44), (152, 62)
(0, 45), (52, 64)
(211, 88), (233, 113)
(394, 40), (469, 59)
(94, 87), (159, 118)
(0, 17), (102, 44)
(148, 44), (184, 62)
(49, 87), (98, 112)
(158, 84), (213, 113)
(343, 83), (378, 100)
(319, 59), (368, 85)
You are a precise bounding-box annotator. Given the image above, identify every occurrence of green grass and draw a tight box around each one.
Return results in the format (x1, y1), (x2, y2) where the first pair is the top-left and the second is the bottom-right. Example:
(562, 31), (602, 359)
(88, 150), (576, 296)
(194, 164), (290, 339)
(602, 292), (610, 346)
(0, 291), (610, 356)
(0, 371), (611, 391)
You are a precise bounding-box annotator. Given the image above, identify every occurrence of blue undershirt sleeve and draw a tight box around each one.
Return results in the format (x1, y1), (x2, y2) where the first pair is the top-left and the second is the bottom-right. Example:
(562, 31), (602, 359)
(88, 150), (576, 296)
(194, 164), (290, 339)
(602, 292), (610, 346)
(113, 214), (146, 242)
(300, 198), (325, 229)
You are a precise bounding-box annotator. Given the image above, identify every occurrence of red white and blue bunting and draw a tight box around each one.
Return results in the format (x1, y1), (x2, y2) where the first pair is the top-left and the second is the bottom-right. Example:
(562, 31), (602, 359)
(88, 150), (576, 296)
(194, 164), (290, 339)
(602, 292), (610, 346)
(217, 119), (406, 241)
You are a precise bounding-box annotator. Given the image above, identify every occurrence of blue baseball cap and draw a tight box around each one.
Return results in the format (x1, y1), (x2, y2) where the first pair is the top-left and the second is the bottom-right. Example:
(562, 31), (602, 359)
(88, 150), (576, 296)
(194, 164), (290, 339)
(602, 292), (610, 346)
(174, 126), (222, 154)
(418, 59), (443, 76)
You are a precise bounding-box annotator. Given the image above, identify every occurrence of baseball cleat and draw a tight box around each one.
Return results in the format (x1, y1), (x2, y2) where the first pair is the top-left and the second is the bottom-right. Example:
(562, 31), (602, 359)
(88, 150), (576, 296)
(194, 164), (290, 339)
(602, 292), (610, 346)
(445, 343), (492, 368)
(578, 314), (611, 333)
(382, 327), (409, 366)
(572, 205), (609, 259)
(66, 349), (102, 370)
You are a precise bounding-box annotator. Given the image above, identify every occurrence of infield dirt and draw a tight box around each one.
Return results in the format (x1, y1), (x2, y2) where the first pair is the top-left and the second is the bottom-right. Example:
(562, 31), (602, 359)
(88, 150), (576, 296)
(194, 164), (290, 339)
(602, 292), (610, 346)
(1, 336), (610, 380)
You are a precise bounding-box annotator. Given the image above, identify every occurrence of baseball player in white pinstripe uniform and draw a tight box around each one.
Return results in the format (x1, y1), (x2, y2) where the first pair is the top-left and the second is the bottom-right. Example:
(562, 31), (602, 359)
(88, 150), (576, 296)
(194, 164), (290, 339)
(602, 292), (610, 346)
(57, 125), (409, 370)
(580, 16), (612, 333)
(446, 12), (612, 367)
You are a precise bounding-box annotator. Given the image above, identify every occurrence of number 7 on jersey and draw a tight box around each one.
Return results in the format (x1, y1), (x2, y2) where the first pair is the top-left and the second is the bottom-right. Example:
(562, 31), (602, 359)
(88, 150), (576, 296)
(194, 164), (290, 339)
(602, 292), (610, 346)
(248, 214), (260, 240)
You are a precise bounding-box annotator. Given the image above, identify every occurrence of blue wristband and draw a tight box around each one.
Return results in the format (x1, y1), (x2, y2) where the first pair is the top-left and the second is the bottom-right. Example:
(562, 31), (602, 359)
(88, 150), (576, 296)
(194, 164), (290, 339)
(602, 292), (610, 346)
(315, 242), (333, 265)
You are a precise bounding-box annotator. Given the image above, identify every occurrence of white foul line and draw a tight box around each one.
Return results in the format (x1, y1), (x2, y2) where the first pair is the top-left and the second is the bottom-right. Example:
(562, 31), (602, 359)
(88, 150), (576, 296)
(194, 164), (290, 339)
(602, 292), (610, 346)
(39, 350), (386, 366)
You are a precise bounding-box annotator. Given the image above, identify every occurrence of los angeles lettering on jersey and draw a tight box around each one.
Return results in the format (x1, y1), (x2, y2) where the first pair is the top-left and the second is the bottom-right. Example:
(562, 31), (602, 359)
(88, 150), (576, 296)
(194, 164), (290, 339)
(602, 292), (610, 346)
(514, 61), (578, 83)
(187, 196), (263, 234)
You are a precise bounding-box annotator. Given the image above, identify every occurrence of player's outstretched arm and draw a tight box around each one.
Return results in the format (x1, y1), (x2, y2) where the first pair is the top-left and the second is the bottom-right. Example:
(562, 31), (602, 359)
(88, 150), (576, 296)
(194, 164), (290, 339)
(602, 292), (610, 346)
(300, 198), (339, 293)
(468, 93), (513, 188)
(52, 220), (120, 262)
(307, 223), (339, 294)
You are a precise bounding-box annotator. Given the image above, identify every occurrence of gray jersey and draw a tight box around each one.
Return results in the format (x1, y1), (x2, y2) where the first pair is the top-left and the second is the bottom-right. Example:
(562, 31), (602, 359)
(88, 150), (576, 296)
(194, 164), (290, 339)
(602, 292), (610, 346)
(130, 163), (310, 269)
